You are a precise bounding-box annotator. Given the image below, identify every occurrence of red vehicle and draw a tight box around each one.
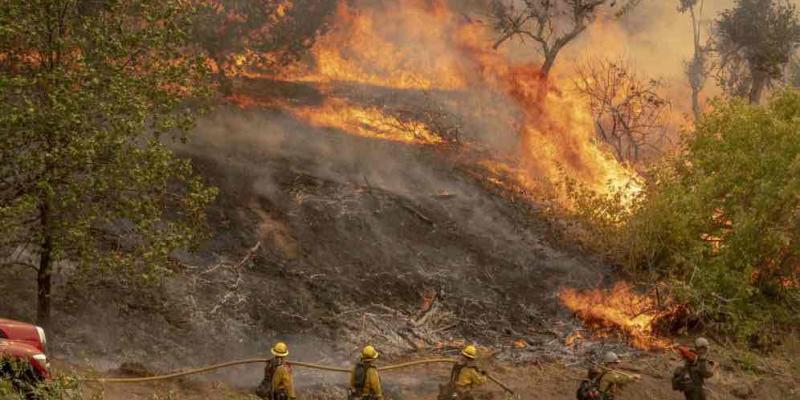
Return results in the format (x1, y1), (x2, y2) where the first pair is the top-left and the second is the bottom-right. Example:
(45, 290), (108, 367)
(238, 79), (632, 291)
(0, 319), (50, 382)
(0, 319), (47, 353)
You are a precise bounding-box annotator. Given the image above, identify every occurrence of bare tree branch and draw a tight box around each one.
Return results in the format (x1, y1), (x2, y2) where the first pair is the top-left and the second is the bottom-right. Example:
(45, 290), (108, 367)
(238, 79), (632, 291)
(574, 58), (669, 163)
(490, 0), (640, 101)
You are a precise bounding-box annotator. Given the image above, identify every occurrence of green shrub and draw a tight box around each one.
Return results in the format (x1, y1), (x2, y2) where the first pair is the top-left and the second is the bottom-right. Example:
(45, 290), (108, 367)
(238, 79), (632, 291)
(564, 90), (800, 341)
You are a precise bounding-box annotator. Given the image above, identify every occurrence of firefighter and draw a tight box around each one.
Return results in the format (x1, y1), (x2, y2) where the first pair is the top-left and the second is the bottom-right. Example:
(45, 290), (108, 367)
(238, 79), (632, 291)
(681, 338), (715, 400)
(449, 344), (488, 399)
(596, 351), (640, 399)
(349, 345), (383, 400)
(256, 342), (296, 400)
(576, 365), (604, 400)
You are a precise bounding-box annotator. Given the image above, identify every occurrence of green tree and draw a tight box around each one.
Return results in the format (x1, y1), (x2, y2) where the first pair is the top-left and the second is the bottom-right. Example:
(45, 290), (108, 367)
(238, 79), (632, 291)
(715, 0), (800, 103)
(0, 0), (217, 327)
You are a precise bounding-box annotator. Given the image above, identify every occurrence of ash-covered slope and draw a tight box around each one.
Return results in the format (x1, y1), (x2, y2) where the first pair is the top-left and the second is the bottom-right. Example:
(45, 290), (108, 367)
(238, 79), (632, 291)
(0, 103), (610, 389)
(175, 106), (608, 358)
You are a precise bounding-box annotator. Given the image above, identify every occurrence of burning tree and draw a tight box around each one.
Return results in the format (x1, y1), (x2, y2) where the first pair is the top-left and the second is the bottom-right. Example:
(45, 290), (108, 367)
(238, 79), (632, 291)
(586, 91), (800, 340)
(490, 0), (642, 100)
(573, 58), (669, 163)
(192, 0), (334, 94)
(714, 0), (800, 104)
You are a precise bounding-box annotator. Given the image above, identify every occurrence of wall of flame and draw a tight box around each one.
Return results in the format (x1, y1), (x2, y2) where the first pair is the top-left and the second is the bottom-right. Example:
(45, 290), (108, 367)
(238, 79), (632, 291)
(226, 0), (646, 198)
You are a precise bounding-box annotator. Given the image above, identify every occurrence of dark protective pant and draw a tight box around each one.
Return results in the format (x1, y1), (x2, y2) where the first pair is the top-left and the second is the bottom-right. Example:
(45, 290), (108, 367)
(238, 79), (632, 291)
(255, 379), (270, 399)
(684, 388), (707, 400)
(255, 385), (288, 400)
(437, 383), (480, 400)
(256, 386), (289, 400)
(347, 390), (379, 400)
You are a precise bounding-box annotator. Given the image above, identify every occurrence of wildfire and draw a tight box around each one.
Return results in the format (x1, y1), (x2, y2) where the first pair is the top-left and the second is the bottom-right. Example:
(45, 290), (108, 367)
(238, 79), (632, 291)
(226, 0), (642, 201)
(287, 1), (467, 90)
(559, 283), (673, 350)
(286, 98), (443, 145)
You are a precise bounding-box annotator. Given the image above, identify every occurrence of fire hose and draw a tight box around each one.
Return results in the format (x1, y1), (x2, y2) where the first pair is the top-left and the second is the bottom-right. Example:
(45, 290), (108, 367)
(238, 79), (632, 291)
(82, 358), (515, 394)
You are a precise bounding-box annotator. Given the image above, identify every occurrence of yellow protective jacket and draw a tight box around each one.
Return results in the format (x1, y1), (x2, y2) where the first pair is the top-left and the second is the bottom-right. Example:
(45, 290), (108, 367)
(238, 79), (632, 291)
(350, 362), (383, 399)
(272, 363), (296, 399)
(455, 364), (487, 389)
(598, 370), (636, 396)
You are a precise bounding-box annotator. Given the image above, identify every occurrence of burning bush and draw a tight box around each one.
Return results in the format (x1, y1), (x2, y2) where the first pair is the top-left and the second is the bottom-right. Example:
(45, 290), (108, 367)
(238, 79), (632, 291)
(559, 283), (679, 350)
(561, 91), (800, 343)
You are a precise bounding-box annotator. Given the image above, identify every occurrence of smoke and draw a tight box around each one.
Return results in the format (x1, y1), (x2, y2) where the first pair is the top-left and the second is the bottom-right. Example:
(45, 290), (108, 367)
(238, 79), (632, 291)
(473, 0), (758, 123)
(184, 107), (535, 248)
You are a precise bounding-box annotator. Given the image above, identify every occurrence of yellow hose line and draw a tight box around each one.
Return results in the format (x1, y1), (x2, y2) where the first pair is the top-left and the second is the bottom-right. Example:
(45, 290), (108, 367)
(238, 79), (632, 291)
(86, 358), (271, 383)
(83, 357), (513, 393)
(378, 358), (456, 371)
(291, 361), (350, 373)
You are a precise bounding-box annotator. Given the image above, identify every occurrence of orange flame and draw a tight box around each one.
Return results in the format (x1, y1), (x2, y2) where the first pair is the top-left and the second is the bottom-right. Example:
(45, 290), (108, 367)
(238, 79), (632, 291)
(565, 330), (584, 347)
(559, 283), (672, 350)
(287, 1), (466, 90)
(230, 0), (641, 200)
(287, 98), (443, 145)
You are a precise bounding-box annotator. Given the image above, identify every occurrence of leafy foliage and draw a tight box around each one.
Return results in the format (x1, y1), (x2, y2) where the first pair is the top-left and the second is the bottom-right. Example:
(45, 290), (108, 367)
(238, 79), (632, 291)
(565, 90), (800, 341)
(0, 365), (89, 400)
(0, 0), (217, 325)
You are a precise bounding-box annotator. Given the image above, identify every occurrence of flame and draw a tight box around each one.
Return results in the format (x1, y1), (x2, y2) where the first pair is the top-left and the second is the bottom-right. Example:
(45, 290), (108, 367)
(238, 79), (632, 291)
(559, 283), (672, 350)
(287, 98), (443, 145)
(453, 25), (642, 196)
(513, 339), (527, 349)
(565, 330), (584, 347)
(435, 339), (466, 350)
(286, 1), (467, 90)
(420, 289), (437, 311)
(225, 94), (278, 109)
(228, 0), (641, 201)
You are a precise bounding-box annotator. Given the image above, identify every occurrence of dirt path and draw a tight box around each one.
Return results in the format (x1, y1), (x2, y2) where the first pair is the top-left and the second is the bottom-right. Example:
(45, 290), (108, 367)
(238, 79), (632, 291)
(62, 346), (799, 400)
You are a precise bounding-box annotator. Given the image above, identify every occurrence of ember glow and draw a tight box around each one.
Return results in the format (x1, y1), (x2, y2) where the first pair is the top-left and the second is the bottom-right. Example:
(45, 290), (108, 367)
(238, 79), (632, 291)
(559, 283), (673, 350)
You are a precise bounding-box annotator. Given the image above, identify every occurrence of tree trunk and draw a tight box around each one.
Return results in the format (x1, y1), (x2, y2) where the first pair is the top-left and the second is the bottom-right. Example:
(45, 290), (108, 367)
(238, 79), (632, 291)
(537, 55), (556, 103)
(212, 53), (233, 96)
(691, 85), (701, 121)
(749, 66), (767, 104)
(36, 199), (54, 328)
(688, 2), (705, 121)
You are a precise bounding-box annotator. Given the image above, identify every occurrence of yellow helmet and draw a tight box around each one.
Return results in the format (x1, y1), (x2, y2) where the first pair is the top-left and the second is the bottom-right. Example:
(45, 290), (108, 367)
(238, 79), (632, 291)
(271, 342), (289, 357)
(461, 345), (478, 359)
(361, 345), (379, 360)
